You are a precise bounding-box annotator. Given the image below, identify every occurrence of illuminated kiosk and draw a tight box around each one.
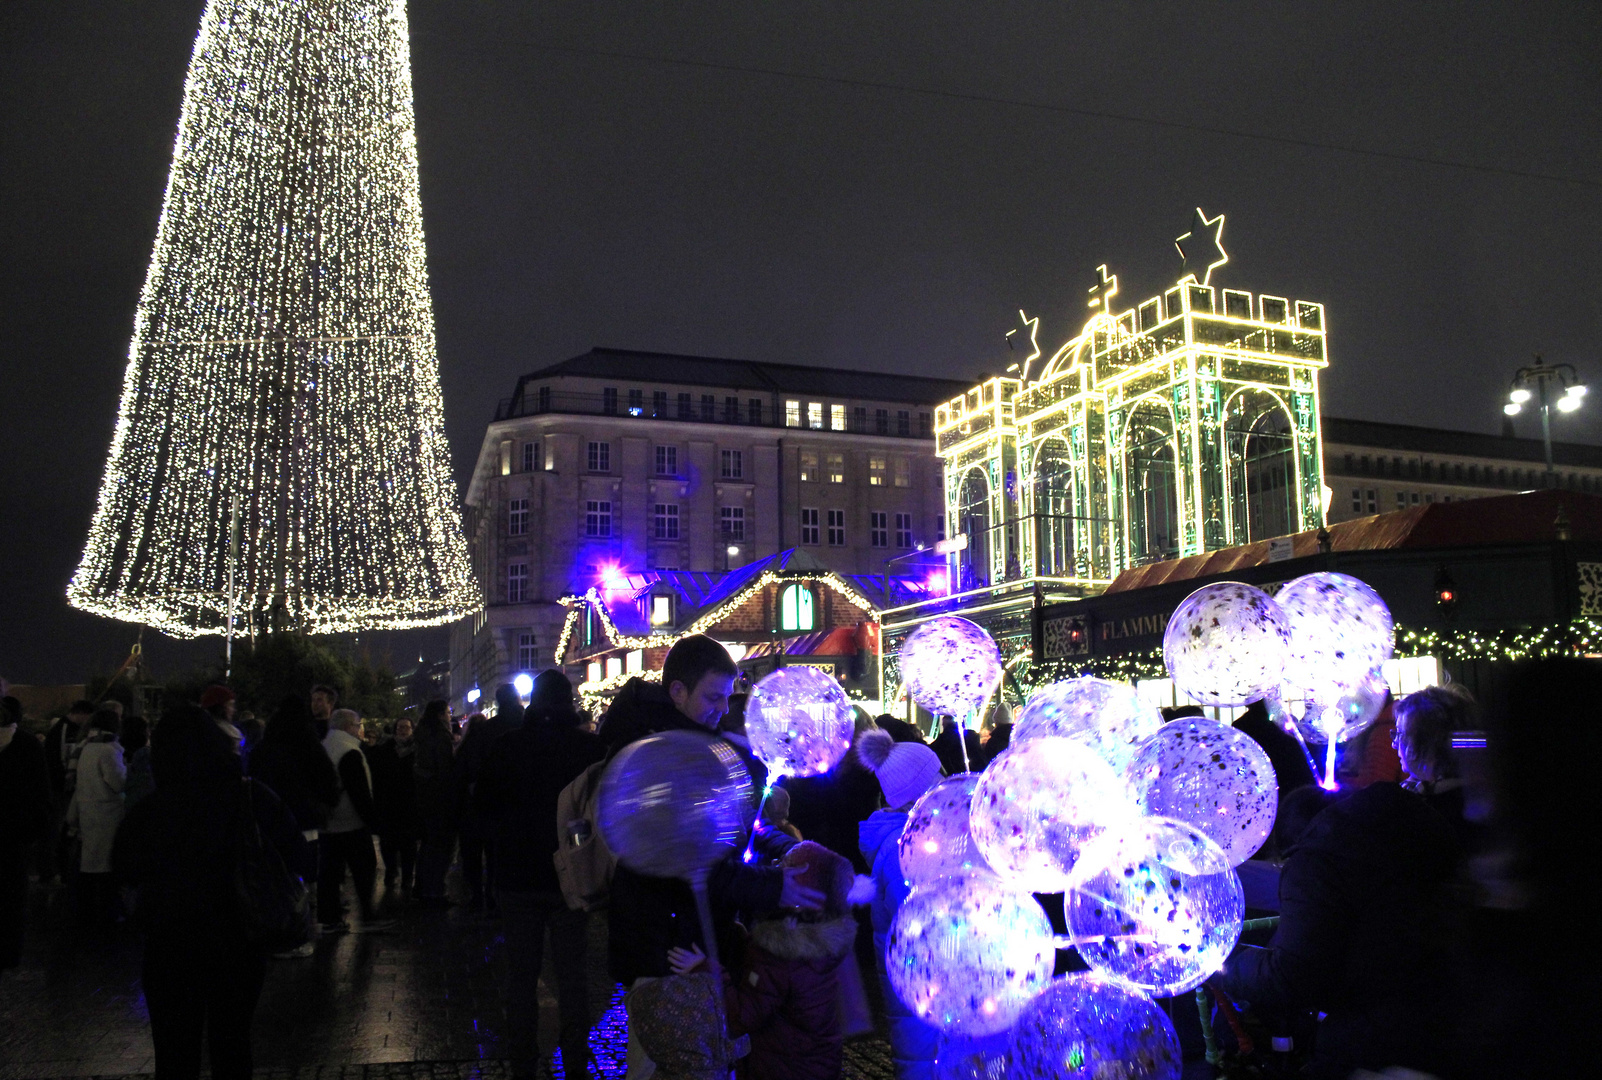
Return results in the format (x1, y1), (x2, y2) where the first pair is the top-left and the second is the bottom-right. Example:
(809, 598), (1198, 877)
(882, 210), (1330, 710)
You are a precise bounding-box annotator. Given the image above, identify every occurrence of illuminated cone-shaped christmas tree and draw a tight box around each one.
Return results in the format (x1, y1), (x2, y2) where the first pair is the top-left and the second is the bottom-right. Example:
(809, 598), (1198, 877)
(70, 0), (478, 637)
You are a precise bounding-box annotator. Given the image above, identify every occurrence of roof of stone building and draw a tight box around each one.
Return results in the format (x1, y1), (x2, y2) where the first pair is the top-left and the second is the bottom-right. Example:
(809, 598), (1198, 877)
(1323, 416), (1602, 469)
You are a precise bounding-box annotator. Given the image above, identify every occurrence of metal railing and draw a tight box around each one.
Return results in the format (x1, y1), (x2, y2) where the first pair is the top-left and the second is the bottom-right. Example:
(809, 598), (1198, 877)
(495, 388), (935, 439)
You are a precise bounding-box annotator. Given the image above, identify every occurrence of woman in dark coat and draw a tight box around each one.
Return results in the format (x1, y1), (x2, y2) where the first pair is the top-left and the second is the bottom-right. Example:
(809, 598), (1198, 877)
(411, 699), (457, 905)
(248, 696), (339, 840)
(113, 706), (313, 1080)
(367, 717), (421, 892)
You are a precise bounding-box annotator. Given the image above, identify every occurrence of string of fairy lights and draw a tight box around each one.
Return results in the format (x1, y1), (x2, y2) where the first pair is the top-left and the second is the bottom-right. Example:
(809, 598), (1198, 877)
(68, 0), (477, 638)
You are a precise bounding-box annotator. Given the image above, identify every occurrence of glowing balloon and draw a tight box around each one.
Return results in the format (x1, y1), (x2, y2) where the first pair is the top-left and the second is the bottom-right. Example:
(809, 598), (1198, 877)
(596, 730), (754, 881)
(1066, 817), (1243, 997)
(899, 616), (1003, 718)
(969, 737), (1135, 893)
(934, 1030), (1012, 1080)
(1296, 663), (1390, 745)
(1013, 677), (1164, 771)
(887, 873), (1055, 1036)
(1125, 719), (1278, 866)
(1010, 974), (1181, 1080)
(899, 774), (993, 888)
(1278, 572), (1394, 707)
(745, 666), (855, 778)
(1162, 582), (1291, 706)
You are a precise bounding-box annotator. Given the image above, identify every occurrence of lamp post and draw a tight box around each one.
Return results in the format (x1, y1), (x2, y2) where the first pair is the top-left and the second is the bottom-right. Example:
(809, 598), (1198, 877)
(1504, 356), (1586, 485)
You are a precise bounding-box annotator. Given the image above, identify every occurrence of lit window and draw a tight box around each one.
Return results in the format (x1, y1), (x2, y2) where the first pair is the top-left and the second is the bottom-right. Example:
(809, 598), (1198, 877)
(897, 410), (910, 436)
(650, 595), (673, 626)
(895, 512), (913, 548)
(831, 404), (846, 431)
(894, 458), (911, 487)
(507, 498), (528, 536)
(653, 504), (679, 540)
(499, 440), (512, 476)
(606, 656), (623, 679)
(586, 441), (610, 472)
(800, 450), (818, 483)
(869, 457), (886, 486)
(807, 402), (823, 430)
(677, 392), (692, 419)
(785, 400), (801, 427)
(587, 661), (601, 683)
(626, 649), (643, 672)
(780, 584), (815, 631)
(585, 501), (612, 538)
(800, 508), (820, 545)
(721, 449), (742, 479)
(507, 562), (528, 603)
(827, 454), (844, 484)
(655, 445), (677, 475)
(827, 509), (845, 546)
(720, 506), (745, 540)
(870, 511), (888, 548)
(518, 632), (537, 670)
(522, 441), (537, 472)
(602, 387), (618, 415)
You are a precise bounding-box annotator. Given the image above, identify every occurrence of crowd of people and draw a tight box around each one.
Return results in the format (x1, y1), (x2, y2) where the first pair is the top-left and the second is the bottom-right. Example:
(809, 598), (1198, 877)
(0, 647), (1593, 1080)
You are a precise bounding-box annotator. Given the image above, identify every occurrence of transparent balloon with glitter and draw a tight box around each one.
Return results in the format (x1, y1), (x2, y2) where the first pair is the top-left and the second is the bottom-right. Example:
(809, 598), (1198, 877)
(1162, 582), (1292, 707)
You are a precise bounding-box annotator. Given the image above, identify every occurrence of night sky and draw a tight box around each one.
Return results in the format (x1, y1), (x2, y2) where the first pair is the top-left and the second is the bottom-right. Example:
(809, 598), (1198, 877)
(3, 1), (1599, 686)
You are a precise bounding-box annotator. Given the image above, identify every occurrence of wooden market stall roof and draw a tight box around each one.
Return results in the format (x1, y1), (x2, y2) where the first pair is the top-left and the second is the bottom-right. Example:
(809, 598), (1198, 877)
(1106, 490), (1602, 595)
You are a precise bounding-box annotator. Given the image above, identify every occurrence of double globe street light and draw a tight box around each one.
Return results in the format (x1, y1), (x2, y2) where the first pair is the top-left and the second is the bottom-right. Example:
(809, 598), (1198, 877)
(1504, 355), (1586, 484)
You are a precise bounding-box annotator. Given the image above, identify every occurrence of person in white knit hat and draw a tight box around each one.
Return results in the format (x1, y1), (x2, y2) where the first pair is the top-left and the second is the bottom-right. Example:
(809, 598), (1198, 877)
(855, 727), (944, 1080)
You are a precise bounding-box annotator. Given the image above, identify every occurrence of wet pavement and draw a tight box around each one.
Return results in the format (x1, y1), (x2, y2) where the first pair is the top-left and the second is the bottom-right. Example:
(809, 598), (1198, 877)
(0, 866), (897, 1080)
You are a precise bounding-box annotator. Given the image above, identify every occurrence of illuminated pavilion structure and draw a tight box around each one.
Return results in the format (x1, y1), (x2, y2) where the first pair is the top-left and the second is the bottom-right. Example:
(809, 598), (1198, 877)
(882, 210), (1332, 708)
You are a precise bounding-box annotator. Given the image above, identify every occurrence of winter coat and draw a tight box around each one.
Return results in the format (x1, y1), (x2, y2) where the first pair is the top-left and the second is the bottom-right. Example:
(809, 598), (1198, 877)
(366, 737), (420, 838)
(1233, 702), (1316, 799)
(475, 716), (603, 894)
(779, 758), (882, 874)
(124, 745), (155, 810)
(1218, 782), (1461, 1078)
(250, 721), (339, 835)
(860, 808), (937, 1080)
(453, 713), (513, 838)
(600, 678), (791, 984)
(113, 771), (314, 947)
(42, 717), (82, 801)
(323, 728), (378, 834)
(726, 915), (858, 1080)
(1, 728), (52, 854)
(929, 726), (981, 776)
(411, 719), (457, 830)
(70, 737), (125, 873)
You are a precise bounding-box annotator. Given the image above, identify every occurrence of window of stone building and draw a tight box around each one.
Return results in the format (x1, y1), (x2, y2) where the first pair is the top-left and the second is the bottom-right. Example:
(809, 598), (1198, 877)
(586, 442), (610, 472)
(919, 412), (931, 437)
(507, 563), (528, 603)
(827, 509), (845, 546)
(701, 394), (716, 421)
(628, 388), (644, 415)
(831, 404), (846, 431)
(522, 441), (537, 472)
(603, 387), (618, 415)
(499, 440), (512, 476)
(720, 506), (745, 540)
(1360, 455), (1371, 474)
(800, 450), (818, 482)
(1351, 488), (1362, 513)
(800, 508), (819, 544)
(653, 504), (679, 540)
(517, 632), (537, 670)
(508, 498), (528, 536)
(936, 514), (945, 541)
(870, 511), (888, 548)
(827, 453), (845, 484)
(898, 410), (911, 436)
(895, 513), (913, 548)
(808, 402), (824, 430)
(854, 406), (867, 432)
(780, 584), (814, 632)
(869, 457), (886, 486)
(786, 400), (801, 427)
(677, 392), (693, 419)
(653, 390), (668, 418)
(875, 408), (889, 435)
(1365, 489), (1377, 513)
(894, 458), (911, 488)
(537, 386), (551, 412)
(721, 449), (742, 479)
(749, 398), (763, 425)
(585, 501), (612, 537)
(724, 396), (739, 422)
(655, 445), (677, 476)
(651, 595), (674, 626)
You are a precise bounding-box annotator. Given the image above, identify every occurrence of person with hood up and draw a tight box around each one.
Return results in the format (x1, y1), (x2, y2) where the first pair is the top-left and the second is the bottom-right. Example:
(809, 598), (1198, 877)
(667, 840), (867, 1080)
(113, 705), (313, 1080)
(318, 709), (396, 933)
(855, 727), (945, 1080)
(478, 669), (605, 1080)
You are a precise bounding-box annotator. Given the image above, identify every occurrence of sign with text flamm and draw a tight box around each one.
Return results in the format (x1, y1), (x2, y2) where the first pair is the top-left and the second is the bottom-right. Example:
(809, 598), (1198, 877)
(1040, 608), (1177, 660)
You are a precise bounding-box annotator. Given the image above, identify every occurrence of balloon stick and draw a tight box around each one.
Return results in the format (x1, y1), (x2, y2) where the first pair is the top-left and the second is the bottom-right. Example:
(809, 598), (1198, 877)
(688, 872), (731, 1072)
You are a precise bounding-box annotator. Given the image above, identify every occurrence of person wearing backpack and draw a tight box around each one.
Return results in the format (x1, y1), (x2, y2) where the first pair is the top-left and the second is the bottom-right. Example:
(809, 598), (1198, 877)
(113, 705), (313, 1080)
(477, 670), (604, 1080)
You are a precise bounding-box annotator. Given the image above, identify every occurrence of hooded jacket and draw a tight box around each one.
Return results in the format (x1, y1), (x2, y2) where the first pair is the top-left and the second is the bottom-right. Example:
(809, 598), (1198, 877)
(726, 915), (859, 1080)
(859, 808), (937, 1080)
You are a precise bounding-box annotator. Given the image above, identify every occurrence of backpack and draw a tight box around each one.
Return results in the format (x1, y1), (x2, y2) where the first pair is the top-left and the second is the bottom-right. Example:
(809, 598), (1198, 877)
(552, 759), (615, 911)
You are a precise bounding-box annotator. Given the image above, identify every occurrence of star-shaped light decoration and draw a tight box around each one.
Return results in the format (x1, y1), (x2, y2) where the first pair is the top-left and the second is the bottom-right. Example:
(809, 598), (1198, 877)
(1005, 309), (1042, 382)
(1175, 208), (1228, 286)
(1087, 264), (1119, 313)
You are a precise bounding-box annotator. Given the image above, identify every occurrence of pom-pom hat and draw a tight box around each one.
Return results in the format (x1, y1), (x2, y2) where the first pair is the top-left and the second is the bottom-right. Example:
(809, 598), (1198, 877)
(857, 728), (943, 809)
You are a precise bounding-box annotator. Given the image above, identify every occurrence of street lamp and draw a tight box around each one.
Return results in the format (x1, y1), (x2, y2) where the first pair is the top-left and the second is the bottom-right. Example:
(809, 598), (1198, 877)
(1504, 356), (1585, 484)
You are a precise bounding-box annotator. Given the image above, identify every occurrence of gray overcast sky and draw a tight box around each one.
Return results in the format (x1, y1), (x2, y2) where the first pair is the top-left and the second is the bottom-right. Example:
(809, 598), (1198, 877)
(3, 1), (1600, 684)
